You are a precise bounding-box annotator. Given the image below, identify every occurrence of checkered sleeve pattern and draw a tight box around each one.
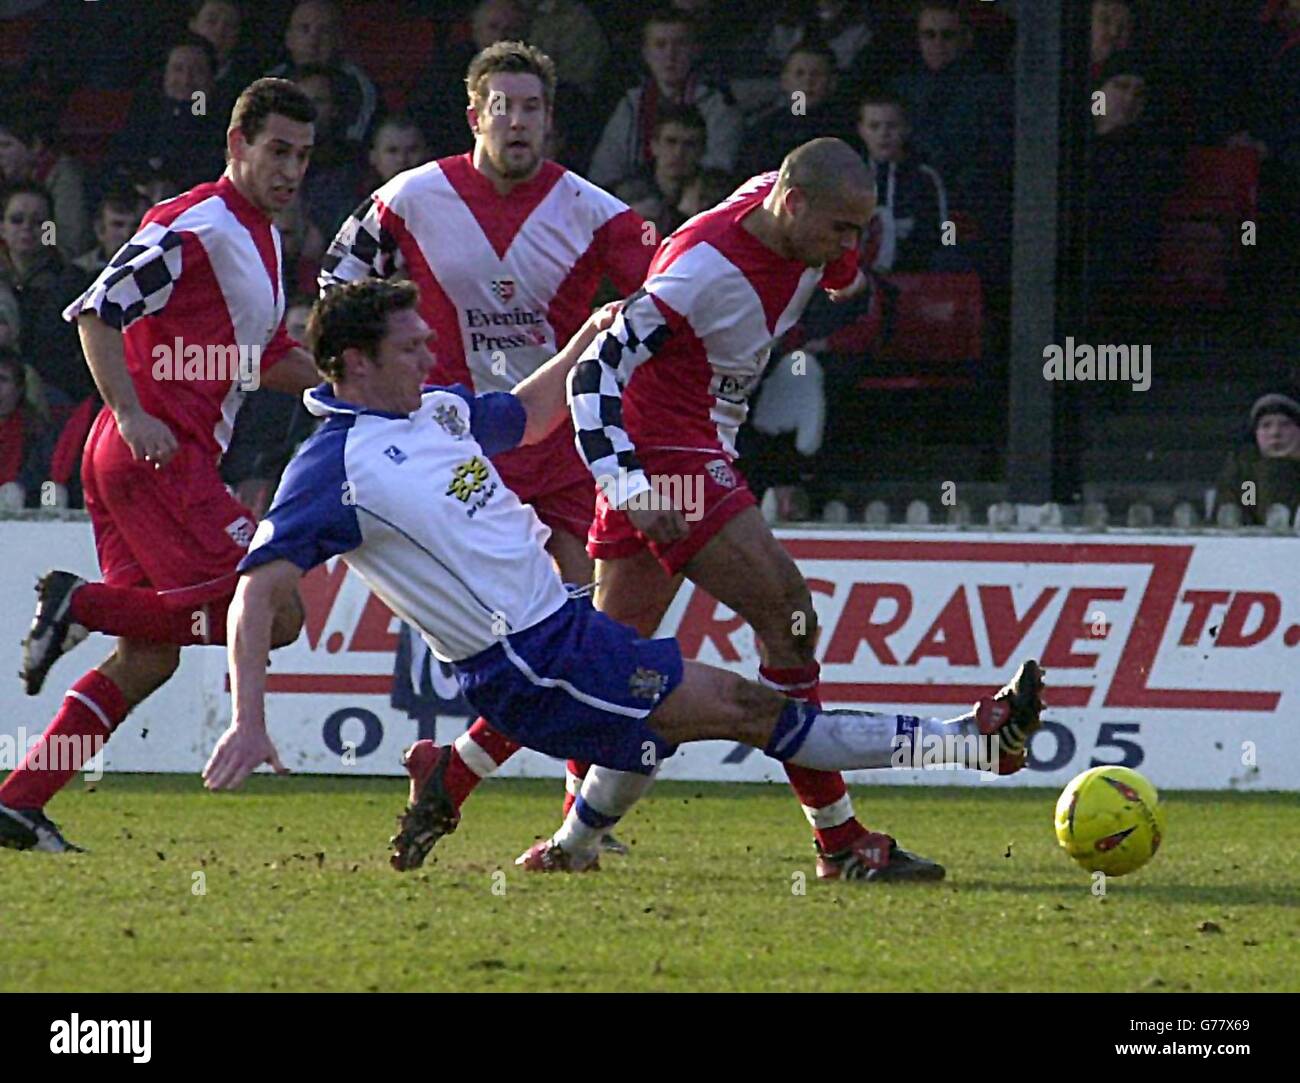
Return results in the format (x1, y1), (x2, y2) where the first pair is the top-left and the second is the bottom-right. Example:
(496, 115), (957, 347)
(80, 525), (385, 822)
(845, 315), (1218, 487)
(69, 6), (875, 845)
(61, 222), (185, 330)
(568, 287), (673, 508)
(318, 196), (403, 291)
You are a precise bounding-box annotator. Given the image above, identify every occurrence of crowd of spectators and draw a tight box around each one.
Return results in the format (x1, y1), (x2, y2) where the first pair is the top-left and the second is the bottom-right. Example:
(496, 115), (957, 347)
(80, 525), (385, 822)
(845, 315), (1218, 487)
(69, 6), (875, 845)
(0, 0), (1292, 513)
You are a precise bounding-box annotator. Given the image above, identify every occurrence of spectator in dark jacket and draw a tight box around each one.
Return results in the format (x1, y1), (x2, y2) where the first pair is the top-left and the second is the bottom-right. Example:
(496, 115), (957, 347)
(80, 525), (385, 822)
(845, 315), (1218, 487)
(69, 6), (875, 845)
(856, 92), (947, 272)
(0, 348), (53, 508)
(889, 0), (1010, 255)
(0, 103), (90, 257)
(266, 0), (378, 145)
(1216, 390), (1300, 525)
(408, 0), (528, 158)
(738, 41), (848, 177)
(0, 181), (89, 402)
(108, 34), (227, 192)
(1083, 49), (1176, 319)
(189, 0), (263, 120)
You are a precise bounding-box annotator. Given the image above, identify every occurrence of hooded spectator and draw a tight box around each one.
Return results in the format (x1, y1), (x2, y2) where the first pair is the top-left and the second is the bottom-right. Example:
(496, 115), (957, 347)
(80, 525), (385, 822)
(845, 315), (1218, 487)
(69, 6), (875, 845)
(1216, 389), (1300, 525)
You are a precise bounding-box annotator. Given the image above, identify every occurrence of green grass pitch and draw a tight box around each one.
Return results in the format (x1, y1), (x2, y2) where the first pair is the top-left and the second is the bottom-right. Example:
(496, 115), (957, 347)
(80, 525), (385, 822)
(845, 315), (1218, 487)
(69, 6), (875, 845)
(2, 776), (1297, 992)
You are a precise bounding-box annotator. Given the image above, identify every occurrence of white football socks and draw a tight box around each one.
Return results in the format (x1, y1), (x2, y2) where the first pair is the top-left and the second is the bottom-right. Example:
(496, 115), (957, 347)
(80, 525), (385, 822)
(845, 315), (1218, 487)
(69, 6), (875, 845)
(552, 765), (658, 855)
(786, 708), (994, 772)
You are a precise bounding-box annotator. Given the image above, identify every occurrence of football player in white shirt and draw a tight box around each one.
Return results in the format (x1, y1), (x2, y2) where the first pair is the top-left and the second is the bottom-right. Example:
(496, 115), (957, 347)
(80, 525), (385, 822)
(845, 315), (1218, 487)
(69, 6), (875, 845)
(202, 278), (1048, 879)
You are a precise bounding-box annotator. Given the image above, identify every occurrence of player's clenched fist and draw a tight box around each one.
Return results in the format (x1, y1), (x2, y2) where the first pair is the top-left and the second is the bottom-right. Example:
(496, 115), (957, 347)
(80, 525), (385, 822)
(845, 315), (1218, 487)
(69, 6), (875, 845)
(203, 723), (288, 791)
(116, 407), (179, 468)
(628, 506), (689, 545)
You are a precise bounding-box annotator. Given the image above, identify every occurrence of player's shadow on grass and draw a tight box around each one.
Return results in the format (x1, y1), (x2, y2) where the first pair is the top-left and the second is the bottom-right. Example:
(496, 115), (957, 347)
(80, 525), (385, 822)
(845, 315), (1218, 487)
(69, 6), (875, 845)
(957, 880), (1300, 907)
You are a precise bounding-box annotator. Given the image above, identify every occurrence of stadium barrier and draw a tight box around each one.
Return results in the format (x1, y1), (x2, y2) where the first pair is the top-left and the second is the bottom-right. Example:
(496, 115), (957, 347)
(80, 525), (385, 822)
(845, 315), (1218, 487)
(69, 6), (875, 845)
(1, 515), (1296, 790)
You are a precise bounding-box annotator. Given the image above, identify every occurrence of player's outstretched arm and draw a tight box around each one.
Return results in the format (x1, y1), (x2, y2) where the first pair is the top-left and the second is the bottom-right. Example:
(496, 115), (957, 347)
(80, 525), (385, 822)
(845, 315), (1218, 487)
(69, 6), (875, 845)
(203, 559), (302, 791)
(513, 301), (621, 445)
(77, 312), (179, 467)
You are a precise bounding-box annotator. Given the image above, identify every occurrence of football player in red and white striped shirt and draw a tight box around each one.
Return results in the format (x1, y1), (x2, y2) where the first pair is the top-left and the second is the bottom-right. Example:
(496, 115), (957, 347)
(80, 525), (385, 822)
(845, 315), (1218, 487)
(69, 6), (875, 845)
(529, 140), (961, 879)
(320, 42), (655, 840)
(2, 79), (322, 853)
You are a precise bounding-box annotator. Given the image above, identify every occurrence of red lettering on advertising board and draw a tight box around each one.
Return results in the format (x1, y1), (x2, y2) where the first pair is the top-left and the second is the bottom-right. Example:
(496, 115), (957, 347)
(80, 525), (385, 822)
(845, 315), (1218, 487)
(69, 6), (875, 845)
(977, 585), (1058, 666)
(1215, 592), (1281, 648)
(298, 561), (349, 649)
(1178, 590), (1230, 645)
(1041, 587), (1125, 668)
(348, 591), (399, 652)
(905, 586), (979, 666)
(823, 583), (911, 665)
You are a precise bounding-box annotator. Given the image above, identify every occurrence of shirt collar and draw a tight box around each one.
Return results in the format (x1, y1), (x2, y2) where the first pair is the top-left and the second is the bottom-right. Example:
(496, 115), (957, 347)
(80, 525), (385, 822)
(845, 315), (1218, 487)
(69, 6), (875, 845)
(304, 383), (458, 421)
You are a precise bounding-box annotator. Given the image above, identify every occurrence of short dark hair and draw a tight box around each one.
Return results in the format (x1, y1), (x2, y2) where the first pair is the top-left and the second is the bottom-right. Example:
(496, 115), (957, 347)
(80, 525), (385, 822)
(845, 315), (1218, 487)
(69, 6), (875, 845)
(915, 0), (968, 24)
(858, 91), (908, 116)
(651, 101), (706, 139)
(465, 40), (558, 113)
(371, 113), (424, 145)
(229, 77), (316, 142)
(95, 189), (141, 224)
(169, 31), (219, 76)
(308, 279), (421, 382)
(643, 6), (695, 42)
(0, 99), (57, 147)
(189, 0), (240, 18)
(1, 180), (52, 219)
(784, 39), (837, 72)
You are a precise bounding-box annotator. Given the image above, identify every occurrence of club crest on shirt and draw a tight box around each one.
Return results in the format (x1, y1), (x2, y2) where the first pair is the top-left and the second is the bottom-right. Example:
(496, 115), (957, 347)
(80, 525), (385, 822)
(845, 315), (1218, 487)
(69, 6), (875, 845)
(490, 278), (516, 303)
(433, 403), (469, 438)
(224, 515), (256, 548)
(705, 459), (736, 489)
(628, 666), (668, 701)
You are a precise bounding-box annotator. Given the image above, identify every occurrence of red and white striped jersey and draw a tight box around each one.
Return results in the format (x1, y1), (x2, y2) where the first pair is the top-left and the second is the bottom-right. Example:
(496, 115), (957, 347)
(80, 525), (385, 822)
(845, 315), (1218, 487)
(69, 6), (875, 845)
(569, 172), (858, 505)
(319, 153), (653, 393)
(63, 176), (293, 458)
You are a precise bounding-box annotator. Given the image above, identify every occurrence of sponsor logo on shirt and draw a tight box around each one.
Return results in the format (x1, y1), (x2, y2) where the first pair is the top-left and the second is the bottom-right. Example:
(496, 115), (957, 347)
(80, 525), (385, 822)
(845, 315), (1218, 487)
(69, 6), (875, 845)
(447, 455), (498, 517)
(490, 277), (515, 302)
(465, 305), (548, 353)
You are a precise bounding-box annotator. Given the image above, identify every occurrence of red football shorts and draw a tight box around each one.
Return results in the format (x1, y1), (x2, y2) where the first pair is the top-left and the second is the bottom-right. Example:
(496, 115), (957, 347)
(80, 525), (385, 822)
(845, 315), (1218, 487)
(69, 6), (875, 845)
(80, 409), (256, 609)
(494, 421), (596, 542)
(587, 447), (757, 575)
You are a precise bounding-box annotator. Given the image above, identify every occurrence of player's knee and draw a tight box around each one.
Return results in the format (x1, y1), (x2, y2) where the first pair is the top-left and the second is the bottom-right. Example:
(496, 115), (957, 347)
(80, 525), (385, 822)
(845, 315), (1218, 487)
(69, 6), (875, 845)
(116, 642), (181, 690)
(719, 673), (785, 728)
(270, 592), (304, 648)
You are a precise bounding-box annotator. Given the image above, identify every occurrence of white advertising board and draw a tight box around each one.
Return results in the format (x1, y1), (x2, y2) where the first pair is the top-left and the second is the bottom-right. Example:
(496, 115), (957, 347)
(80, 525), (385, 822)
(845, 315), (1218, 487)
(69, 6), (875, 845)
(2, 523), (1296, 790)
